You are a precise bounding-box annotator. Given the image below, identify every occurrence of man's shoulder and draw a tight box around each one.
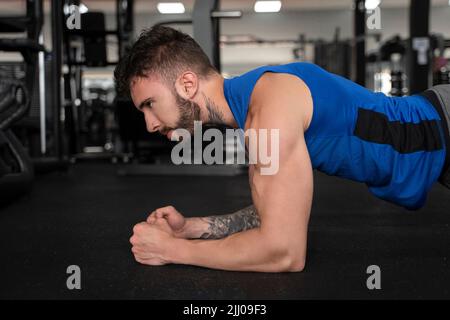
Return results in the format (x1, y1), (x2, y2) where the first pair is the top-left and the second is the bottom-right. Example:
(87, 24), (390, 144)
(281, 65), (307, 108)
(246, 72), (313, 131)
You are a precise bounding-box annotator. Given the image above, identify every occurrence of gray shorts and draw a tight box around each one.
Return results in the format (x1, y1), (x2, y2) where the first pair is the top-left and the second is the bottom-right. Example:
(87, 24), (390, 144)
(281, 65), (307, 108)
(424, 84), (450, 188)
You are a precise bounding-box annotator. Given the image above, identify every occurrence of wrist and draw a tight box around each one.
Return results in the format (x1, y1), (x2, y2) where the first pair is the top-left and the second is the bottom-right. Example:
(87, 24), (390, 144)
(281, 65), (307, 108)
(178, 217), (208, 239)
(166, 237), (190, 264)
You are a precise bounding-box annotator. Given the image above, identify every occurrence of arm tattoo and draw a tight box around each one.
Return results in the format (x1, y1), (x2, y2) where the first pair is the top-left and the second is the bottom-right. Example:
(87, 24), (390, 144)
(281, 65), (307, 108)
(199, 205), (260, 239)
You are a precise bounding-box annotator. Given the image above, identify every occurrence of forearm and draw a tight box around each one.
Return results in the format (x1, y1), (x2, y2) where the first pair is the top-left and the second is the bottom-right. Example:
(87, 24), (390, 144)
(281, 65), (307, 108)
(182, 205), (261, 239)
(169, 228), (301, 272)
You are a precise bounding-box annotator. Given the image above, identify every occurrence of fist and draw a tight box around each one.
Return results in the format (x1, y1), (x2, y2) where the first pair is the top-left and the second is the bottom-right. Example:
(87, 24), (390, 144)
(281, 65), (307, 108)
(146, 206), (186, 237)
(130, 219), (174, 266)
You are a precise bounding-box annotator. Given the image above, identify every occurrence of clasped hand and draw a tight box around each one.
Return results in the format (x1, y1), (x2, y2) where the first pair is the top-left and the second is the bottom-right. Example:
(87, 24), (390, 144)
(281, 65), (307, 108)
(130, 206), (187, 266)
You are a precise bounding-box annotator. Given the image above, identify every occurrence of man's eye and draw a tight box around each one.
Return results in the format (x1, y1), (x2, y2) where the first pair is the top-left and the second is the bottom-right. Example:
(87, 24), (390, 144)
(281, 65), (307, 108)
(145, 101), (153, 108)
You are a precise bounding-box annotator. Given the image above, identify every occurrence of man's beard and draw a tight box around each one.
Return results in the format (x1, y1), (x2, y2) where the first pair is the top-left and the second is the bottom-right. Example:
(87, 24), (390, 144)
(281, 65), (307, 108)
(165, 90), (225, 136)
(160, 91), (202, 136)
(175, 92), (202, 134)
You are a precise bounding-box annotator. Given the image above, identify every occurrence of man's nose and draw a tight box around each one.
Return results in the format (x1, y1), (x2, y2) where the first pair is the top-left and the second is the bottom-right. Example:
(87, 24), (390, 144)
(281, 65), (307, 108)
(143, 109), (160, 133)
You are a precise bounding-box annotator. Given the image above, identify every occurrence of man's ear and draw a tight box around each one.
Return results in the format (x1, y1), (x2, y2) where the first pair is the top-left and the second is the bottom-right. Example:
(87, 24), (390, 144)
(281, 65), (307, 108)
(174, 71), (199, 100)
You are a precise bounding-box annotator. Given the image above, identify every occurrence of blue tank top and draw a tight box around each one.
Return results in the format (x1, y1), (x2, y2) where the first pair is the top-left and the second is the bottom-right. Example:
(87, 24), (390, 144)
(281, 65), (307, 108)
(223, 62), (447, 210)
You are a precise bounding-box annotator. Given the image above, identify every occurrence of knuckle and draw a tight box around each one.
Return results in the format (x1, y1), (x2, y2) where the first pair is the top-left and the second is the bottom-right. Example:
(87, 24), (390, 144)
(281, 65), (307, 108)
(160, 205), (176, 213)
(133, 222), (146, 233)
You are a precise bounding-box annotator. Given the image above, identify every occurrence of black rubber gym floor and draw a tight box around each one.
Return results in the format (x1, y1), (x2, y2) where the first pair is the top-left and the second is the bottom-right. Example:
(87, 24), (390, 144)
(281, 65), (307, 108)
(0, 163), (449, 299)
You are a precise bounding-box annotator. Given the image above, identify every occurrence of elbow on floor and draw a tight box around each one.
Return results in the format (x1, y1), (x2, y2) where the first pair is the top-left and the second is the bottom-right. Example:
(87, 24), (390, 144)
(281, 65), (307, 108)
(272, 249), (305, 273)
(263, 237), (306, 272)
(284, 256), (305, 272)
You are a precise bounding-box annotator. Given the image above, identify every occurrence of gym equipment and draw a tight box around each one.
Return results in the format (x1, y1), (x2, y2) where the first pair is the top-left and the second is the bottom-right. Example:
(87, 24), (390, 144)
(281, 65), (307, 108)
(408, 0), (431, 94)
(431, 34), (450, 86)
(314, 29), (352, 79)
(434, 66), (450, 85)
(389, 69), (408, 97)
(192, 0), (242, 72)
(354, 0), (366, 86)
(0, 0), (53, 204)
(369, 33), (450, 96)
(1, 0), (68, 173)
(366, 36), (409, 96)
(0, 80), (34, 207)
(117, 0), (134, 58)
(80, 12), (108, 67)
(59, 0), (134, 161)
(382, 37), (408, 96)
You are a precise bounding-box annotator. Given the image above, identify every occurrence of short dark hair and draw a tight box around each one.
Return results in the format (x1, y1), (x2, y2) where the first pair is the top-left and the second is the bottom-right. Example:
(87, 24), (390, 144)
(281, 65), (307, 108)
(114, 25), (217, 97)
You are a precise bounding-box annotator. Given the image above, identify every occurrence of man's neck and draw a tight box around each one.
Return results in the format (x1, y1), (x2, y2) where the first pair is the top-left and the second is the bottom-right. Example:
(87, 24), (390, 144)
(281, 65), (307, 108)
(200, 74), (238, 128)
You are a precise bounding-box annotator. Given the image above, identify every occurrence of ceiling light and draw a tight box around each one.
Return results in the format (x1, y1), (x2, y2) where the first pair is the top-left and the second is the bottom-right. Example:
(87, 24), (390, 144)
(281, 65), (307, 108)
(157, 2), (185, 14)
(365, 0), (381, 10)
(254, 1), (282, 13)
(79, 3), (89, 14)
(63, 3), (89, 15)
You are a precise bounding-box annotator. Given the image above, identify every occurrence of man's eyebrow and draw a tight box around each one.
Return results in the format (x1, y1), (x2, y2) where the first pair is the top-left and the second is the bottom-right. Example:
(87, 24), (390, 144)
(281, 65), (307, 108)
(137, 97), (153, 110)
